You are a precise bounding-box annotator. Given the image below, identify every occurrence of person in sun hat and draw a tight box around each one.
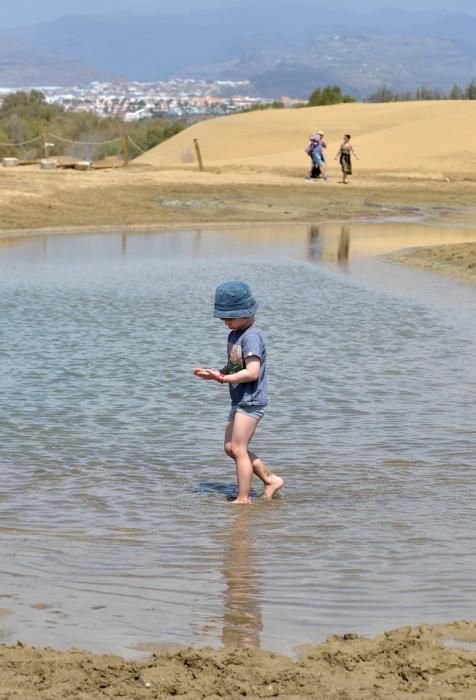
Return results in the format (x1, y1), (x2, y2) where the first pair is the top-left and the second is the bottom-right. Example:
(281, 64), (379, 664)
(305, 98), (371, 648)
(193, 280), (284, 504)
(311, 130), (330, 181)
(305, 130), (329, 181)
(304, 132), (320, 179)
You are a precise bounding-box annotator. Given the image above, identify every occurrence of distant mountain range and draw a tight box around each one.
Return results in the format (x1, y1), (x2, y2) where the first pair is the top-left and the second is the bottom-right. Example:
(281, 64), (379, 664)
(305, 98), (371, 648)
(0, 37), (111, 88)
(0, 2), (475, 96)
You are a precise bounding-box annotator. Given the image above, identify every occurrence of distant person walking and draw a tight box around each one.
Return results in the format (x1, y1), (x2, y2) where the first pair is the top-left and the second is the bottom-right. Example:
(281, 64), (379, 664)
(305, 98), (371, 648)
(335, 134), (359, 184)
(305, 132), (320, 180)
(305, 130), (328, 181)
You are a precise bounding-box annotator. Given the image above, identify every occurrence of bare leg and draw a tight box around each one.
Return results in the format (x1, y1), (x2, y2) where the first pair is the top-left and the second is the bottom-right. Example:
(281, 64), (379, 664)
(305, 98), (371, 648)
(248, 451), (284, 499)
(228, 412), (257, 504)
(224, 415), (284, 501)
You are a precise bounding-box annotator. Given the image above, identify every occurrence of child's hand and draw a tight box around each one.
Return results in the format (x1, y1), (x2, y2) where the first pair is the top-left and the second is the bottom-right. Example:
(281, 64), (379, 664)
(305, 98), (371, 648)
(193, 368), (222, 381)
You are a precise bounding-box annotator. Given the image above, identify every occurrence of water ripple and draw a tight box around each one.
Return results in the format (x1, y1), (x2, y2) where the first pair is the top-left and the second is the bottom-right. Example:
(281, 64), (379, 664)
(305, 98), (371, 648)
(0, 226), (475, 657)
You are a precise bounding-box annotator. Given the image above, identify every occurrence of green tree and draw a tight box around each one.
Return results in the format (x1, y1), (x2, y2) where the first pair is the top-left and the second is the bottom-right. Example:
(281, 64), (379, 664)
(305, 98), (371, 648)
(465, 80), (476, 100)
(308, 85), (355, 106)
(0, 126), (14, 159)
(367, 86), (397, 102)
(0, 89), (57, 122)
(449, 84), (464, 100)
(414, 87), (444, 100)
(0, 90), (185, 162)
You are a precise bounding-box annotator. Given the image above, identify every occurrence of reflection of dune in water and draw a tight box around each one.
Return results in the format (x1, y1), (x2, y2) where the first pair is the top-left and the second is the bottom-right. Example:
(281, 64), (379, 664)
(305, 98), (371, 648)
(137, 101), (476, 176)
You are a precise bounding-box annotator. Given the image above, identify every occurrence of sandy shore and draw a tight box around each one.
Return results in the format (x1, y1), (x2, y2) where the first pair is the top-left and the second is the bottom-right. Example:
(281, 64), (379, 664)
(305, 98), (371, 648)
(1, 621), (475, 699)
(1, 164), (476, 233)
(385, 241), (476, 286)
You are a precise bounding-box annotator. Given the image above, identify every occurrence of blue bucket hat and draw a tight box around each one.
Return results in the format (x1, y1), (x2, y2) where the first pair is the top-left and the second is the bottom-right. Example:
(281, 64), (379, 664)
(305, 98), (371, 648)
(213, 280), (258, 318)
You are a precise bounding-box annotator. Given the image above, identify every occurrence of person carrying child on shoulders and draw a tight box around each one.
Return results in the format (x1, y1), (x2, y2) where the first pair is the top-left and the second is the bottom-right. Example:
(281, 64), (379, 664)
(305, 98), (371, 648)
(305, 132), (321, 180)
(305, 130), (329, 182)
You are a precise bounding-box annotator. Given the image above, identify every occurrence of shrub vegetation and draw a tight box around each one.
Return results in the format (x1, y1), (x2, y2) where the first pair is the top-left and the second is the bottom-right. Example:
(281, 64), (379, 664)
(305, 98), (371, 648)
(367, 80), (476, 103)
(0, 90), (184, 161)
(307, 85), (356, 106)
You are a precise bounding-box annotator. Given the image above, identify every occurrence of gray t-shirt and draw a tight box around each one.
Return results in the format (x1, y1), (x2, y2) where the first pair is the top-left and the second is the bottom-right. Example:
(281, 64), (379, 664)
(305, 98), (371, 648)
(227, 324), (268, 407)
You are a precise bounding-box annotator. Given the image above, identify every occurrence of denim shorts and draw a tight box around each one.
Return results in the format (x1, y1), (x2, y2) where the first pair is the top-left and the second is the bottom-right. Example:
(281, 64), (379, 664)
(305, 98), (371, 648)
(228, 404), (266, 423)
(312, 152), (325, 167)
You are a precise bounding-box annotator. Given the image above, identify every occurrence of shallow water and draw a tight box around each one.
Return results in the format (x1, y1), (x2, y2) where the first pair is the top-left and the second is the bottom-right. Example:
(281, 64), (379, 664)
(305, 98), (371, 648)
(1, 222), (475, 658)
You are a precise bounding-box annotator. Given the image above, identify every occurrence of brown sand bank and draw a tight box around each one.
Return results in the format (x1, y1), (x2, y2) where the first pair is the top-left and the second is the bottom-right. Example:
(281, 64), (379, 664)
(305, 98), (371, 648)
(1, 621), (476, 699)
(386, 241), (476, 286)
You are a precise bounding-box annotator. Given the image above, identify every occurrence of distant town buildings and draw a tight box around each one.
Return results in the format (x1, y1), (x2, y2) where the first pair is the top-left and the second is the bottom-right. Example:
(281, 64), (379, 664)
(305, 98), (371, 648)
(0, 79), (305, 120)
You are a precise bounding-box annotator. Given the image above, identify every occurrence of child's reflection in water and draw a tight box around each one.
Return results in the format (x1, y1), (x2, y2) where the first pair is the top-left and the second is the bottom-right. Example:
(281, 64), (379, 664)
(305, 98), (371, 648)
(221, 508), (262, 649)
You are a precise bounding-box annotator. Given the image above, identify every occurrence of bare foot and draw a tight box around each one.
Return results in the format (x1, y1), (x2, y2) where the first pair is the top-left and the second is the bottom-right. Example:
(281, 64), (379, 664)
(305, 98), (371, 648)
(229, 497), (252, 504)
(263, 475), (284, 499)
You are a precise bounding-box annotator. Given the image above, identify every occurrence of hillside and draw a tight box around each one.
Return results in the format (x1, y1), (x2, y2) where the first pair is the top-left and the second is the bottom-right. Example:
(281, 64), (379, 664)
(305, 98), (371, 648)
(180, 33), (476, 98)
(0, 38), (110, 87)
(1, 6), (475, 95)
(136, 100), (476, 178)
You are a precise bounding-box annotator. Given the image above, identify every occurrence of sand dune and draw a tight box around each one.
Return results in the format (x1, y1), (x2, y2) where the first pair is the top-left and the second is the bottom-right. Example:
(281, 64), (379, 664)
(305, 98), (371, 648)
(137, 101), (476, 178)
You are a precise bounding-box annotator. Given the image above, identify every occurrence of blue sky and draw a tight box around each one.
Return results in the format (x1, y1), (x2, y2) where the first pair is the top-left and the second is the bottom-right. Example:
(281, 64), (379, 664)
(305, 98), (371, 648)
(1, 0), (474, 29)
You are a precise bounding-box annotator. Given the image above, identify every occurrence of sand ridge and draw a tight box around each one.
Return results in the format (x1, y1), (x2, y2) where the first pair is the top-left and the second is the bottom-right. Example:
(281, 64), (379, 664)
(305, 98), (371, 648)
(1, 621), (476, 699)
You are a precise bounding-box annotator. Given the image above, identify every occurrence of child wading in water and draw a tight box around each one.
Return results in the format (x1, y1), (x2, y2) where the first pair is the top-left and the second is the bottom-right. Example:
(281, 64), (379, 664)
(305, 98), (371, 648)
(193, 281), (284, 504)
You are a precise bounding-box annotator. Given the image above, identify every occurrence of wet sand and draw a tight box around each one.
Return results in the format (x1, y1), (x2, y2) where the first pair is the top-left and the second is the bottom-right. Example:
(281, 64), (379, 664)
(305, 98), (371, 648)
(1, 621), (476, 699)
(385, 241), (476, 286)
